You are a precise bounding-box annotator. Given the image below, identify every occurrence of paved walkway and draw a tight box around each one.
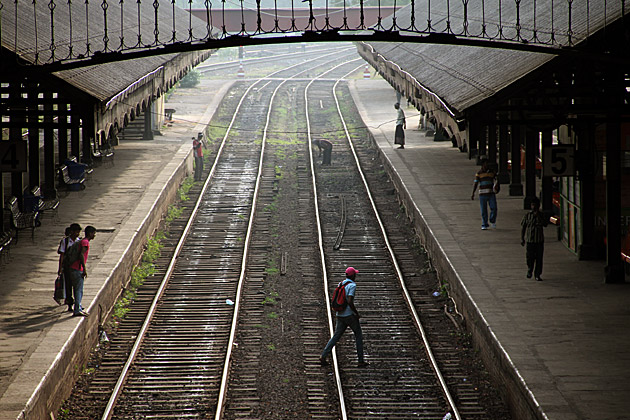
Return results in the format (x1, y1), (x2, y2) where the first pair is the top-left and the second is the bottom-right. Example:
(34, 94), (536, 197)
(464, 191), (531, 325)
(0, 79), (232, 420)
(349, 79), (630, 420)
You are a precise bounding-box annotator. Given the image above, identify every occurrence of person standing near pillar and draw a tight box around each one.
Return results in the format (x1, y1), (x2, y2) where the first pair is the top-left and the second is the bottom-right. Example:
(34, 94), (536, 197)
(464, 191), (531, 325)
(192, 137), (204, 181)
(521, 197), (547, 281)
(394, 103), (406, 149)
(471, 158), (499, 230)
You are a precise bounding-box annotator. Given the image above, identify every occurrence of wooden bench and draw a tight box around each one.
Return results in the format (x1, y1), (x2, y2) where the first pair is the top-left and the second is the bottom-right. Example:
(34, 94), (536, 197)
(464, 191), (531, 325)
(58, 164), (86, 191)
(4, 197), (38, 243)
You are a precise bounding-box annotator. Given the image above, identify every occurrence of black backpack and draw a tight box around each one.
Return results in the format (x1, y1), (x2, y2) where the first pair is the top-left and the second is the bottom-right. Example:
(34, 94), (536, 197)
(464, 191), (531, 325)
(62, 240), (82, 269)
(331, 280), (351, 312)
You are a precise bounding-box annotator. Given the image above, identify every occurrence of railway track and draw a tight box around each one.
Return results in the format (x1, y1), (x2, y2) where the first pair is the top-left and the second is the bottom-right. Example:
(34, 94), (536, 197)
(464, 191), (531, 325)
(60, 47), (510, 420)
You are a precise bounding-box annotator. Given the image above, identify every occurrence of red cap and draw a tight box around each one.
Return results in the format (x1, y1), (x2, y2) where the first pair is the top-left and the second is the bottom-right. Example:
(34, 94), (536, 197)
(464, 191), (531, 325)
(345, 267), (359, 277)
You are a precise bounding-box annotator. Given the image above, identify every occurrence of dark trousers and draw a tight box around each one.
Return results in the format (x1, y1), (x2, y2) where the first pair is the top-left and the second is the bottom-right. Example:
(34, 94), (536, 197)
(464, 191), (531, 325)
(321, 314), (364, 362)
(322, 147), (332, 165)
(526, 242), (544, 277)
(63, 268), (74, 307)
(194, 156), (204, 180)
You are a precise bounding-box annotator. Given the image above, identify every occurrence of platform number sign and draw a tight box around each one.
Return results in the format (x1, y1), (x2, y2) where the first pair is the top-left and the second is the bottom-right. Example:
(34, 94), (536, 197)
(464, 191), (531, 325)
(0, 141), (27, 172)
(543, 145), (575, 177)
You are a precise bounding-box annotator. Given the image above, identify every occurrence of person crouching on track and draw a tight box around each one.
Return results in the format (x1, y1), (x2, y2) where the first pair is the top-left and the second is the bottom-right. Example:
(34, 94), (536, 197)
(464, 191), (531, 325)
(312, 139), (333, 165)
(320, 267), (369, 368)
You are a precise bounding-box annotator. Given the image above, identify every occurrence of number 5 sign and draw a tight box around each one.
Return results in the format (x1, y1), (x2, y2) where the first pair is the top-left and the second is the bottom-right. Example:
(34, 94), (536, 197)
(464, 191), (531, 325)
(0, 141), (27, 172)
(543, 145), (575, 177)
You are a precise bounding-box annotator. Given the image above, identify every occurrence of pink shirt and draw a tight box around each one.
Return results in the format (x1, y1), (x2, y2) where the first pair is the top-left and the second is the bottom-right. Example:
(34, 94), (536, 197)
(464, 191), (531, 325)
(193, 140), (203, 157)
(70, 238), (90, 271)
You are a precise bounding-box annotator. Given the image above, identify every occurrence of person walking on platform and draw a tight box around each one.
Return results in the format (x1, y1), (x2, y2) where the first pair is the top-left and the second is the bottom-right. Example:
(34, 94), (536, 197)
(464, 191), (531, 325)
(57, 223), (82, 312)
(192, 136), (204, 181)
(471, 158), (499, 230)
(521, 197), (547, 281)
(320, 267), (368, 368)
(394, 103), (406, 149)
(313, 139), (333, 165)
(68, 226), (96, 317)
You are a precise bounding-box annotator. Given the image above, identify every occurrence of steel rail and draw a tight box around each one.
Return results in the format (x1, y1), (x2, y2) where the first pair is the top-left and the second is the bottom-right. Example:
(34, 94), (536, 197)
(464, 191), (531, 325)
(304, 57), (362, 420)
(99, 80), (262, 420)
(331, 71), (462, 420)
(99, 52), (348, 420)
(213, 50), (350, 420)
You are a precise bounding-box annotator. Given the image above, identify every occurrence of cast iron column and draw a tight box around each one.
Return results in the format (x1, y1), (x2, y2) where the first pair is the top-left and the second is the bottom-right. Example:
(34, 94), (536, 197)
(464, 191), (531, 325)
(541, 129), (553, 214)
(143, 101), (154, 140)
(524, 128), (538, 208)
(498, 116), (510, 185)
(43, 91), (55, 196)
(27, 86), (40, 189)
(605, 111), (624, 283)
(509, 123), (523, 196)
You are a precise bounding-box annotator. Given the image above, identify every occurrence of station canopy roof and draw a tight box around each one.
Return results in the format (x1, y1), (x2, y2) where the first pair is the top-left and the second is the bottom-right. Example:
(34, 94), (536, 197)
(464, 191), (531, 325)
(362, 1), (625, 115)
(1, 0), (211, 102)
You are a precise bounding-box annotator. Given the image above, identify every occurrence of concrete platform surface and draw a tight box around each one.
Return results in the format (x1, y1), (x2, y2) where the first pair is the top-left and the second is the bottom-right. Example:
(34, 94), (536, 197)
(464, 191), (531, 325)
(349, 79), (630, 420)
(0, 79), (232, 420)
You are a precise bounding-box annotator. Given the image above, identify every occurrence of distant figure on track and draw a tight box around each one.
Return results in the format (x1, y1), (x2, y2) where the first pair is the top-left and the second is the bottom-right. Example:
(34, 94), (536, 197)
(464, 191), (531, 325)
(394, 103), (406, 149)
(313, 139), (333, 165)
(193, 136), (204, 181)
(320, 267), (369, 368)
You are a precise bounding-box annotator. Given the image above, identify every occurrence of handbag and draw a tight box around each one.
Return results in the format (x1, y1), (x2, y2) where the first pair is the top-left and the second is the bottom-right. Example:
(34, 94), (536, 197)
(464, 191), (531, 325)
(53, 274), (65, 305)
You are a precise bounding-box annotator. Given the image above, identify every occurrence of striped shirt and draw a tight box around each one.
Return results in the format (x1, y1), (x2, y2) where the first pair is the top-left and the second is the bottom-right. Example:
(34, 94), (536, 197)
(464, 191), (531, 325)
(474, 169), (497, 195)
(521, 211), (546, 243)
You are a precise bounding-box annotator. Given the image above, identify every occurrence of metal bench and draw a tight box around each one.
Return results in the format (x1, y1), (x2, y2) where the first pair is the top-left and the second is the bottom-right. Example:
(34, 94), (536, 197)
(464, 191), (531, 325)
(58, 164), (86, 191)
(0, 230), (14, 264)
(4, 196), (38, 243)
(31, 186), (60, 219)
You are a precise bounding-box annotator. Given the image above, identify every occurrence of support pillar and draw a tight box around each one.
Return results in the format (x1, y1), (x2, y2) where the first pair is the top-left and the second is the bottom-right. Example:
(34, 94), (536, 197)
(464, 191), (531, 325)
(27, 87), (40, 190)
(43, 91), (56, 196)
(541, 129), (553, 214)
(488, 123), (497, 165)
(478, 125), (488, 162)
(576, 122), (597, 260)
(10, 83), (25, 200)
(70, 113), (80, 160)
(498, 118), (510, 185)
(82, 113), (94, 163)
(468, 117), (481, 162)
(524, 128), (538, 208)
(143, 101), (154, 140)
(58, 102), (69, 164)
(605, 115), (624, 283)
(509, 123), (523, 196)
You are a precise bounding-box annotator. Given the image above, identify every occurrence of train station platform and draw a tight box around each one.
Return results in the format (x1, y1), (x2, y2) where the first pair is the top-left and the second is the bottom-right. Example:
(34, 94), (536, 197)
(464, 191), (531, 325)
(1, 71), (628, 420)
(0, 79), (232, 420)
(349, 79), (630, 420)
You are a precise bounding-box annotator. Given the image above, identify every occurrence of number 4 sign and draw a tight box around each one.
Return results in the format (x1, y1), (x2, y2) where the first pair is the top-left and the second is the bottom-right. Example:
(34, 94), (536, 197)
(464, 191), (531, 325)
(0, 141), (27, 172)
(543, 145), (575, 177)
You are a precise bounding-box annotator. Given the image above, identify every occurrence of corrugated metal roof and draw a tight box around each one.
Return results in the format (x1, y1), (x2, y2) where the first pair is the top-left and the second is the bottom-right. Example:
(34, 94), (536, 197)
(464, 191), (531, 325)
(54, 54), (178, 102)
(1, 0), (210, 101)
(364, 1), (625, 114)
